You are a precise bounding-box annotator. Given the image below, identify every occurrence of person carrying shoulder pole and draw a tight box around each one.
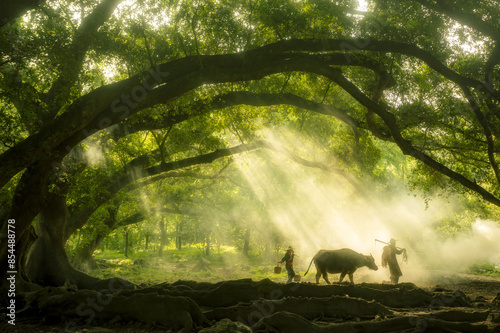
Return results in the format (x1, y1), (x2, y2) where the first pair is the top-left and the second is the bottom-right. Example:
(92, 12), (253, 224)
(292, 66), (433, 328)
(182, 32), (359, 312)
(380, 238), (407, 284)
(278, 246), (295, 284)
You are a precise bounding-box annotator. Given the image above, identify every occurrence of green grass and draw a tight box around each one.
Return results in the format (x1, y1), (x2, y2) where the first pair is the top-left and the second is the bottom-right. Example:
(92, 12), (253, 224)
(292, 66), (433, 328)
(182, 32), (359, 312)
(468, 263), (500, 278)
(91, 246), (294, 285)
(91, 246), (500, 285)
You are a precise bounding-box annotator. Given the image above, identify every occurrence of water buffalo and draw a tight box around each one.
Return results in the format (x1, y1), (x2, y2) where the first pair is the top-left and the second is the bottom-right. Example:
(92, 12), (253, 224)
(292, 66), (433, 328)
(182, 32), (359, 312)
(304, 248), (378, 284)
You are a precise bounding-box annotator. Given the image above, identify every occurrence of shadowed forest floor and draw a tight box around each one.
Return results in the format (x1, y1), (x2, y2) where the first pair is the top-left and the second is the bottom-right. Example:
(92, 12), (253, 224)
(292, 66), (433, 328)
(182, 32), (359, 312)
(1, 270), (499, 333)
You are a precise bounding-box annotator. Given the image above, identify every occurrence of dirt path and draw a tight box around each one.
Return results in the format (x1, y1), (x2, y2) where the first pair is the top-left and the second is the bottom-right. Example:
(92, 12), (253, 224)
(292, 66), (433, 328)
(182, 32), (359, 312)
(415, 271), (500, 301)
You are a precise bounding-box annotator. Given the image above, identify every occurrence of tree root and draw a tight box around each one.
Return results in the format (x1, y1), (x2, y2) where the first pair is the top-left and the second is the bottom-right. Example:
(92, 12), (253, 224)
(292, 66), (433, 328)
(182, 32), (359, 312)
(204, 295), (392, 324)
(12, 278), (500, 332)
(19, 287), (206, 332)
(252, 310), (493, 333)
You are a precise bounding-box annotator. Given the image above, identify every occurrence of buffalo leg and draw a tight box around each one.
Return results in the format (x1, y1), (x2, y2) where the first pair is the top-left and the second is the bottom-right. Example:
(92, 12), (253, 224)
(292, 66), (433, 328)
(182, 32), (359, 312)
(348, 273), (354, 283)
(322, 270), (331, 284)
(339, 271), (347, 283)
(315, 270), (321, 284)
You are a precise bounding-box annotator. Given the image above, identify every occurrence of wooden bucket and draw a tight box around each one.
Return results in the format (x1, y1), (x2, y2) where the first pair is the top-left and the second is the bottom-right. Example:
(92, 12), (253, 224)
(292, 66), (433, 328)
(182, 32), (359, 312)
(274, 265), (282, 274)
(293, 274), (301, 282)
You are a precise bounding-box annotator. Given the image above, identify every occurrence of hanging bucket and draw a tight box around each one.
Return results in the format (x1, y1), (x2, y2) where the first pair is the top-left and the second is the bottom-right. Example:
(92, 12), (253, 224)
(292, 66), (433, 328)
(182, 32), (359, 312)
(274, 264), (282, 274)
(293, 274), (301, 282)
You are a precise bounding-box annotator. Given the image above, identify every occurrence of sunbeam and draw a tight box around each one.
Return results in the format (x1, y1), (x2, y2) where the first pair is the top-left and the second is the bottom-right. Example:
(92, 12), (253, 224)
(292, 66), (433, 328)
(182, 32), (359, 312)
(232, 127), (500, 284)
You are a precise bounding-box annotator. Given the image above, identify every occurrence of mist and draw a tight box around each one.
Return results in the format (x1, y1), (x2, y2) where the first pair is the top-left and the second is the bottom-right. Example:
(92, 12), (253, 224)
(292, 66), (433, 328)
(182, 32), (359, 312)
(83, 140), (107, 166)
(230, 128), (500, 284)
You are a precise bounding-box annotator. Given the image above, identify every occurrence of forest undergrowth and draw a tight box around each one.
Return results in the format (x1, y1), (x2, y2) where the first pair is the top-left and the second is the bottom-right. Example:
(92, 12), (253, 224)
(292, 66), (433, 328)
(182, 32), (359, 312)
(88, 245), (500, 286)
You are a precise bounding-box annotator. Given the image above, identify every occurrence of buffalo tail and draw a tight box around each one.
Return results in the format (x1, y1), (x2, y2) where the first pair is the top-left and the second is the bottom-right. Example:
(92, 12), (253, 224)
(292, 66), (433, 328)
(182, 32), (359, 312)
(303, 257), (315, 276)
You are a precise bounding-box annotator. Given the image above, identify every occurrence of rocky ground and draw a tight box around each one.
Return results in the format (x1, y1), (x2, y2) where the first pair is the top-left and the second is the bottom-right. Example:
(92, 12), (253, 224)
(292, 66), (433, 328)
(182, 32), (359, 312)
(1, 272), (499, 332)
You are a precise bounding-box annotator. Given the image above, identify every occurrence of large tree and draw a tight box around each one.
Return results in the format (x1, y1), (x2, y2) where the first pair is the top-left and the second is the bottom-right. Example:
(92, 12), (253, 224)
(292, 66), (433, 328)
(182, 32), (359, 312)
(1, 0), (500, 288)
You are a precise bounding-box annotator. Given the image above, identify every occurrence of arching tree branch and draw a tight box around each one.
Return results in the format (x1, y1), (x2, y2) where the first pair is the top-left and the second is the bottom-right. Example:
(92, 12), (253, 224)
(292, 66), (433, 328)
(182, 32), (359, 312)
(43, 0), (123, 118)
(0, 0), (43, 27)
(327, 69), (500, 207)
(3, 38), (494, 188)
(414, 0), (500, 42)
(64, 140), (272, 239)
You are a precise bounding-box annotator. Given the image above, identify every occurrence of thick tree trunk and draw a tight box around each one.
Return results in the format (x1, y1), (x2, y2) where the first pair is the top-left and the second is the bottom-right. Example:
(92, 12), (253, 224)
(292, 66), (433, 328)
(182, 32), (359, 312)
(25, 194), (132, 290)
(71, 203), (128, 269)
(72, 234), (106, 271)
(0, 159), (54, 285)
(25, 194), (76, 286)
(1, 0), (44, 27)
(71, 209), (144, 269)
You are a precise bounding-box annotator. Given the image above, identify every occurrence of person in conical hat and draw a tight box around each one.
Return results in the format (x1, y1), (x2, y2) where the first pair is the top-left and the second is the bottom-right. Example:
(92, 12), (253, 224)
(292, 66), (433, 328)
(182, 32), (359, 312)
(382, 238), (405, 283)
(278, 246), (296, 283)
